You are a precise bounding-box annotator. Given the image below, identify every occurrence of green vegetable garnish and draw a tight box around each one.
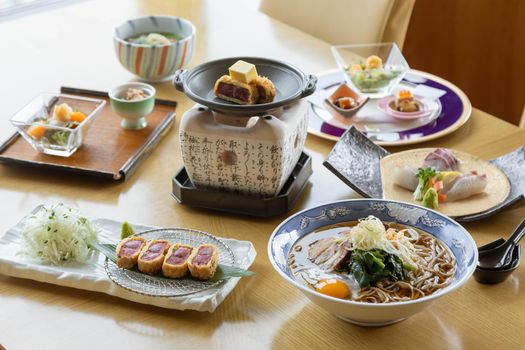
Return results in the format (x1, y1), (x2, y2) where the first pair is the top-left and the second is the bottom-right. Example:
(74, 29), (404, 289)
(348, 69), (402, 92)
(422, 187), (439, 209)
(348, 249), (405, 288)
(120, 221), (136, 239)
(413, 167), (437, 201)
(162, 33), (181, 40)
(49, 130), (70, 146)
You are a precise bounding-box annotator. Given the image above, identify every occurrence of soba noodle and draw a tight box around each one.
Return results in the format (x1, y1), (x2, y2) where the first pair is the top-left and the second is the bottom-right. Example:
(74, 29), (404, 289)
(353, 228), (456, 303)
(293, 219), (457, 303)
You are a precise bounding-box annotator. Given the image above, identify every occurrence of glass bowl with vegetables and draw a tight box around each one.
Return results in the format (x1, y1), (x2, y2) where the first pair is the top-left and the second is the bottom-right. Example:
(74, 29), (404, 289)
(9, 93), (106, 157)
(331, 43), (409, 99)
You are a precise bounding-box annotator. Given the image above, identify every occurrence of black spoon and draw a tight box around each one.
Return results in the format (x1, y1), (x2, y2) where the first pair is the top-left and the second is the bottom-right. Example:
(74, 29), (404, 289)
(478, 218), (525, 270)
(474, 238), (521, 284)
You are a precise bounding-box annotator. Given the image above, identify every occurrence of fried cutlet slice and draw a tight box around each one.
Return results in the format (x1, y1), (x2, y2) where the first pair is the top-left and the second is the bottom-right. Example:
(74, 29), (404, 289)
(137, 239), (170, 275)
(116, 236), (147, 269)
(213, 75), (259, 105)
(162, 243), (194, 278)
(187, 244), (219, 280)
(253, 76), (276, 103)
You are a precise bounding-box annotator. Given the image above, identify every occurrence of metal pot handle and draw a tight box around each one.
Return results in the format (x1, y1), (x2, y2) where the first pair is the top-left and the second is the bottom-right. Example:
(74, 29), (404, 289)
(301, 74), (318, 98)
(173, 69), (188, 92)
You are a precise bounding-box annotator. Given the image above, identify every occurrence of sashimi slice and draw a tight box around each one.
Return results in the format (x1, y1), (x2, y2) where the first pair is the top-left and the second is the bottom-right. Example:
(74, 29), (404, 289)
(444, 174), (488, 202)
(424, 148), (460, 171)
(392, 166), (419, 191)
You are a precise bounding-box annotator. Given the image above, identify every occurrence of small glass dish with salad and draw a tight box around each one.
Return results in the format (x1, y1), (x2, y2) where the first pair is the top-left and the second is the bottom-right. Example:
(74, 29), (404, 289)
(331, 43), (409, 99)
(9, 93), (106, 157)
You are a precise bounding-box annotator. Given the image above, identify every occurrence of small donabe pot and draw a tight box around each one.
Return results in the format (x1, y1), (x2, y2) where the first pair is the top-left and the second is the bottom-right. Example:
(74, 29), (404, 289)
(173, 57), (317, 116)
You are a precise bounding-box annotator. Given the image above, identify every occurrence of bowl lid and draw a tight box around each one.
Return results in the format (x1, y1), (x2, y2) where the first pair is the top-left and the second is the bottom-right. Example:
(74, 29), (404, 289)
(173, 57), (317, 116)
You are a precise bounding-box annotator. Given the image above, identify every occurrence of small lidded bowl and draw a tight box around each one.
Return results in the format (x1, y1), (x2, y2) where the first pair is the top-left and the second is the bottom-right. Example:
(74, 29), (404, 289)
(109, 82), (156, 130)
(331, 43), (409, 99)
(9, 93), (105, 157)
(113, 16), (196, 82)
(324, 83), (369, 120)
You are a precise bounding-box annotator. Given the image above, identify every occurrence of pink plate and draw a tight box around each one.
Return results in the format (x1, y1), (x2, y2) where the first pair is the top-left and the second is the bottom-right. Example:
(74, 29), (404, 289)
(377, 95), (432, 120)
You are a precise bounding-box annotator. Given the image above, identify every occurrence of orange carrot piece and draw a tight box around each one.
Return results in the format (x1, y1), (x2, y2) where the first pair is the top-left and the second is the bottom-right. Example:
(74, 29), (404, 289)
(438, 193), (447, 203)
(339, 98), (351, 109)
(70, 111), (87, 124)
(27, 125), (46, 139)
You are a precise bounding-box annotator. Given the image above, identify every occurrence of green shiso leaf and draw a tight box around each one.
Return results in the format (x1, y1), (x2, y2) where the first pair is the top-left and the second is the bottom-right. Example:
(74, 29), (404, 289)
(89, 242), (117, 263)
(209, 264), (256, 282)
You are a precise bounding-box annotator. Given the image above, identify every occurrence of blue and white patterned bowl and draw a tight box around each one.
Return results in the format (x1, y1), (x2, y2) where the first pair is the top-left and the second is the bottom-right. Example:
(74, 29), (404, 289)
(114, 16), (196, 82)
(268, 199), (478, 326)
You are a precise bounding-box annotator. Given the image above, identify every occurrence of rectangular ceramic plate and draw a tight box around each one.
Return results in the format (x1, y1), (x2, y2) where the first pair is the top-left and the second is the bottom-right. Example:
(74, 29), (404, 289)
(0, 87), (177, 181)
(323, 126), (525, 222)
(0, 207), (256, 312)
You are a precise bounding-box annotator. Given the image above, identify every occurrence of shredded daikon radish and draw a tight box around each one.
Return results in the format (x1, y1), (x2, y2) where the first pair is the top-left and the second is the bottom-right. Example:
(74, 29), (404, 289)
(19, 203), (99, 264)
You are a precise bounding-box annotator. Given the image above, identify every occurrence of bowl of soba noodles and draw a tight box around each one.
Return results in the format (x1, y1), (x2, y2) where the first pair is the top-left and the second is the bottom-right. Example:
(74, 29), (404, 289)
(268, 199), (477, 326)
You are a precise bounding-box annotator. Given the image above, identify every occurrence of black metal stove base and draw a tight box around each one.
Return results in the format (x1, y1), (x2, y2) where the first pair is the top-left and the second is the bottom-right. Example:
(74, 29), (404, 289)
(172, 152), (312, 218)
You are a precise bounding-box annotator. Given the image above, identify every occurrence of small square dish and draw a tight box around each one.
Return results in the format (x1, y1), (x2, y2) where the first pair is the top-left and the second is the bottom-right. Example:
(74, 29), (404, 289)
(331, 43), (409, 98)
(324, 83), (369, 120)
(9, 93), (106, 157)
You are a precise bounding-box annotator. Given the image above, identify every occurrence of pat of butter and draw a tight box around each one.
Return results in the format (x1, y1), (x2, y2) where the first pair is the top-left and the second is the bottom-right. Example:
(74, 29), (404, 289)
(229, 60), (258, 84)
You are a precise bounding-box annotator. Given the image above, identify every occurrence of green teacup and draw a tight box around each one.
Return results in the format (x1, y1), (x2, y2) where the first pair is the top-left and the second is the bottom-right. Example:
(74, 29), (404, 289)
(109, 82), (156, 130)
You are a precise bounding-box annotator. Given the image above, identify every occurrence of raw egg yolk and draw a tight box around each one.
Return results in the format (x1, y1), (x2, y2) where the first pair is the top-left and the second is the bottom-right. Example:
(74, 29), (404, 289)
(314, 278), (350, 299)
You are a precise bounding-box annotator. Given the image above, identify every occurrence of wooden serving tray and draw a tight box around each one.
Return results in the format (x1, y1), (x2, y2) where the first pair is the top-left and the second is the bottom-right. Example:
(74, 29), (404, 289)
(0, 87), (177, 181)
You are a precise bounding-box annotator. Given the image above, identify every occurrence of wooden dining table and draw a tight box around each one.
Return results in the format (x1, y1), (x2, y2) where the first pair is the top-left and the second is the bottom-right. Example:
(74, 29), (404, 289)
(0, 0), (524, 348)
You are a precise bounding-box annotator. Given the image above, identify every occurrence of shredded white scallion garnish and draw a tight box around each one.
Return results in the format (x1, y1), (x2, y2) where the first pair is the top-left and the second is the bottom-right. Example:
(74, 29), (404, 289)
(19, 203), (99, 265)
(338, 215), (422, 269)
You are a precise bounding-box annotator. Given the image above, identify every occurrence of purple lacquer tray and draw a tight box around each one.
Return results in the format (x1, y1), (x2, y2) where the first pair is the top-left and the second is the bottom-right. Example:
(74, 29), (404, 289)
(308, 70), (472, 146)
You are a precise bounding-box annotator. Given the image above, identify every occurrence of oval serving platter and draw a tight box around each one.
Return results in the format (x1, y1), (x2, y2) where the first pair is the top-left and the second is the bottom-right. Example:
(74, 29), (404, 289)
(105, 228), (236, 297)
(380, 149), (511, 218)
(308, 69), (471, 146)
